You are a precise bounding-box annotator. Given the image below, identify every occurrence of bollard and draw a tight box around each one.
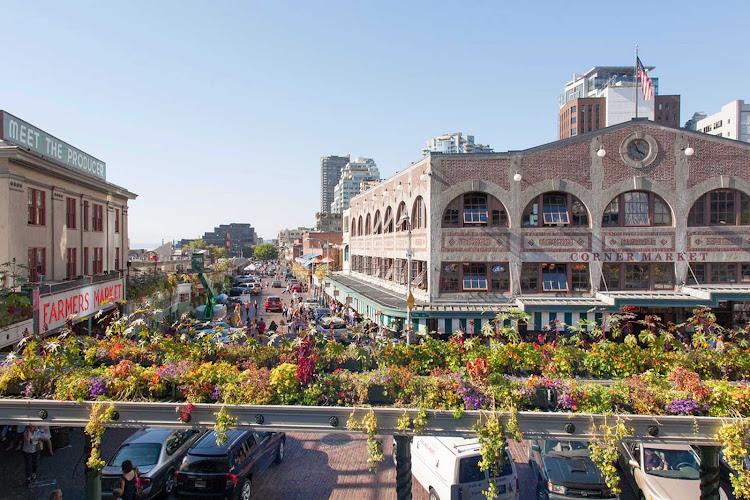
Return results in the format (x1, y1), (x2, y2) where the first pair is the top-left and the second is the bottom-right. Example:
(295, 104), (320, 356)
(394, 434), (413, 500)
(698, 445), (721, 500)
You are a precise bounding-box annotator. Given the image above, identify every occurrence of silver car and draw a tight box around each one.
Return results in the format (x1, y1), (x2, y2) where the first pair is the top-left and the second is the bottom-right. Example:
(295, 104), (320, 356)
(102, 428), (203, 499)
(618, 441), (728, 500)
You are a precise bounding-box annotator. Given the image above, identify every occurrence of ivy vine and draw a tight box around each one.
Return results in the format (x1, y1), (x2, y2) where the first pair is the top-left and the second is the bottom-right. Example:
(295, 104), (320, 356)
(85, 403), (117, 471)
(475, 412), (508, 500)
(588, 417), (632, 496)
(718, 419), (750, 499)
(214, 406), (238, 445)
(347, 408), (384, 471)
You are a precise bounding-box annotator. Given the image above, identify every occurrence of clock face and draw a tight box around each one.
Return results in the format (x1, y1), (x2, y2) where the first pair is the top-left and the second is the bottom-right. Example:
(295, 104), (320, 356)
(627, 139), (650, 161)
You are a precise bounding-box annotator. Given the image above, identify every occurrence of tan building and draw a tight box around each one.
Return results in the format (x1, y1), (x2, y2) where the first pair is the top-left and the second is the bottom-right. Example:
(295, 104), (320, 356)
(0, 111), (136, 336)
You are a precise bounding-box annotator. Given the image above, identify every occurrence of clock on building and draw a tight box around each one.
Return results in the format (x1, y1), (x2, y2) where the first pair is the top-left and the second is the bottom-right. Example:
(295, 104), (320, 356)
(619, 132), (659, 168)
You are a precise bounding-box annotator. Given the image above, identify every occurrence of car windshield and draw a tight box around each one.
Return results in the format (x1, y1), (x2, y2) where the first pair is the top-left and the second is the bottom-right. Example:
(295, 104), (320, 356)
(644, 448), (700, 479)
(181, 454), (230, 473)
(109, 443), (161, 467)
(543, 440), (590, 456)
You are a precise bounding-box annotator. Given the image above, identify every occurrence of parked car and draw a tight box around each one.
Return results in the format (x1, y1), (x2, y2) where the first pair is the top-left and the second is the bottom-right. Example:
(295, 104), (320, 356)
(229, 283), (253, 297)
(302, 298), (318, 310)
(619, 441), (728, 500)
(175, 430), (285, 499)
(313, 308), (330, 322)
(272, 280), (282, 288)
(290, 283), (303, 293)
(102, 428), (203, 499)
(316, 316), (349, 341)
(528, 438), (617, 500)
(411, 436), (518, 500)
(265, 296), (283, 312)
(194, 322), (244, 339)
(250, 283), (262, 295)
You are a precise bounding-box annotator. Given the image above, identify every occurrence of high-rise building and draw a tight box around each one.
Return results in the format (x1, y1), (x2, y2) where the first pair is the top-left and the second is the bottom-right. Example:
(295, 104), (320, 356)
(685, 100), (750, 142)
(330, 157), (380, 214)
(559, 66), (680, 139)
(202, 223), (257, 257)
(320, 155), (350, 214)
(422, 133), (492, 156)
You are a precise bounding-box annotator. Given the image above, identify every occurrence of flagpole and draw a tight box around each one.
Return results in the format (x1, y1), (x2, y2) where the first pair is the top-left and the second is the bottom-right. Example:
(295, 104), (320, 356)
(634, 45), (639, 118)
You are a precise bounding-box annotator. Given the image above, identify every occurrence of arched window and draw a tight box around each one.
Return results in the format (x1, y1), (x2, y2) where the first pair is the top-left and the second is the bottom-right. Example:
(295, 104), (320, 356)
(373, 210), (382, 234)
(412, 196), (427, 229)
(384, 207), (394, 233)
(365, 214), (372, 235)
(357, 216), (363, 235)
(442, 192), (508, 228)
(351, 219), (357, 236)
(689, 189), (750, 226)
(396, 202), (407, 231)
(522, 192), (588, 227)
(602, 191), (672, 227)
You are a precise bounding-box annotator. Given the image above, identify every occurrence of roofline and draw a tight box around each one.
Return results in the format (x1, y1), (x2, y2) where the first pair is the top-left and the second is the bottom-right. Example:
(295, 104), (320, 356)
(0, 145), (137, 199)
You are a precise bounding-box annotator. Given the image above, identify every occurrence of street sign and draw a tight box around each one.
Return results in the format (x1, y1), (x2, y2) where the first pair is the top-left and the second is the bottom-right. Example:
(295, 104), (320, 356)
(191, 253), (204, 272)
(407, 292), (415, 311)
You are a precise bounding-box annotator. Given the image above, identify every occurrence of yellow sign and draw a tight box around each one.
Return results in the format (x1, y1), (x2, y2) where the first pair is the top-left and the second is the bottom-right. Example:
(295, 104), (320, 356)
(407, 292), (415, 311)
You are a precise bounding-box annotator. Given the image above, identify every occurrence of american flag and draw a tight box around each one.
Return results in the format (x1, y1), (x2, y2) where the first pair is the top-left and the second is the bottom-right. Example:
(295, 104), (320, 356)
(636, 57), (653, 101)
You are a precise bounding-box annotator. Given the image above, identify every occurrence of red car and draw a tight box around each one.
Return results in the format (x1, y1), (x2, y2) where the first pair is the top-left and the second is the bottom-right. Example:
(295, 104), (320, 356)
(290, 283), (303, 293)
(265, 296), (283, 312)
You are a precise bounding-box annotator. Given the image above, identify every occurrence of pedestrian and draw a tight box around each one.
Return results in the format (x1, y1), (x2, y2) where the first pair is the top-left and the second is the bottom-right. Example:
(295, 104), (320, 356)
(244, 301), (250, 319)
(258, 318), (266, 336)
(253, 300), (258, 316)
(36, 425), (53, 455)
(268, 320), (278, 332)
(23, 424), (40, 485)
(49, 490), (62, 500)
(282, 284), (290, 294)
(112, 459), (138, 500)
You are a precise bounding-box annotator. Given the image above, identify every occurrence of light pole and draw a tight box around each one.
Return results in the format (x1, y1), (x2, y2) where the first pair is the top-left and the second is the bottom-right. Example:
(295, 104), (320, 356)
(398, 214), (413, 344)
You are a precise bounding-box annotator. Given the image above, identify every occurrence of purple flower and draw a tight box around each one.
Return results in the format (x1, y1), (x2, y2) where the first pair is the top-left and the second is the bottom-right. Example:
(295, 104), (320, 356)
(22, 383), (34, 398)
(665, 397), (708, 416)
(210, 385), (221, 402)
(89, 377), (107, 398)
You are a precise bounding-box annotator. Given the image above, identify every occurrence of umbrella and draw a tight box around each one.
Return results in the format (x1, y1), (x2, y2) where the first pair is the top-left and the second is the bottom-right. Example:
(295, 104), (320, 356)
(215, 293), (229, 301)
(244, 264), (256, 271)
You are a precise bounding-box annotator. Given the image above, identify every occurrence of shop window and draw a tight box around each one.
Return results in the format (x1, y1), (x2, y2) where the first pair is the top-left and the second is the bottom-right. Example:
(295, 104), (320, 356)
(442, 192), (507, 228)
(28, 188), (46, 226)
(601, 263), (621, 290)
(521, 263), (538, 292)
(688, 263), (705, 285)
(541, 263), (568, 291)
(412, 197), (426, 229)
(742, 265), (750, 283)
(357, 216), (363, 235)
(396, 202), (407, 231)
(523, 192), (588, 227)
(490, 264), (509, 292)
(351, 219), (357, 236)
(624, 264), (649, 289)
(653, 264), (675, 290)
(689, 189), (750, 226)
(603, 191), (672, 227)
(384, 207), (394, 233)
(571, 263), (589, 291)
(462, 263), (488, 290)
(373, 210), (382, 234)
(66, 248), (77, 279)
(440, 263), (460, 292)
(712, 264), (737, 283)
(365, 214), (371, 235)
(28, 247), (46, 282)
(66, 197), (77, 229)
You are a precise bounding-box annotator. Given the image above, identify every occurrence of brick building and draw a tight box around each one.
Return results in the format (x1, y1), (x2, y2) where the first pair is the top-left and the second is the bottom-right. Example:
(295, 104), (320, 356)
(320, 119), (750, 334)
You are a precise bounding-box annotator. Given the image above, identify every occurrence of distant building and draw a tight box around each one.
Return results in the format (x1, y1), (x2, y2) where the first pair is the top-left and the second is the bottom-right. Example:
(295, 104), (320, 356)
(316, 212), (343, 233)
(330, 157), (380, 214)
(278, 227), (314, 250)
(559, 66), (680, 139)
(320, 155), (350, 214)
(422, 133), (493, 156)
(202, 223), (257, 257)
(685, 100), (750, 142)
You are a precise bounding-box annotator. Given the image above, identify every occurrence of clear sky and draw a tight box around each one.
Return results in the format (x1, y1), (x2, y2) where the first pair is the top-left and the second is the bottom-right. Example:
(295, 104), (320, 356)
(1, 1), (748, 244)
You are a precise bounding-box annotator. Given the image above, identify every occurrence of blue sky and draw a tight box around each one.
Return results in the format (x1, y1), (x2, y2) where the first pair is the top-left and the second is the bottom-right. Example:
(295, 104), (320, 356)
(1, 1), (748, 244)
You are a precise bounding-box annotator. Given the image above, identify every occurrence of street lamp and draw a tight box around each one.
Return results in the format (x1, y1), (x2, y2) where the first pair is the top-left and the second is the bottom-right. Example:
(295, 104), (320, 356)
(398, 214), (413, 344)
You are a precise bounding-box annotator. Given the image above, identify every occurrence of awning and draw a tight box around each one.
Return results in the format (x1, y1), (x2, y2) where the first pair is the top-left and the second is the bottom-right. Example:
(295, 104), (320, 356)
(300, 252), (322, 259)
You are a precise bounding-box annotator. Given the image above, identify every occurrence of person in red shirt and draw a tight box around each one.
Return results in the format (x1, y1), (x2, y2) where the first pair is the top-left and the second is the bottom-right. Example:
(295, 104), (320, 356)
(258, 318), (266, 336)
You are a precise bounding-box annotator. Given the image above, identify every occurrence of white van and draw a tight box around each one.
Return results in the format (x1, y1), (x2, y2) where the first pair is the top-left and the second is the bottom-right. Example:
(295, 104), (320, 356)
(411, 436), (519, 500)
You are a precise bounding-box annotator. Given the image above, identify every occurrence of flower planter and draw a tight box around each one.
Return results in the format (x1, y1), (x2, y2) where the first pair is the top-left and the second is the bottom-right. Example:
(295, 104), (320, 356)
(530, 387), (557, 411)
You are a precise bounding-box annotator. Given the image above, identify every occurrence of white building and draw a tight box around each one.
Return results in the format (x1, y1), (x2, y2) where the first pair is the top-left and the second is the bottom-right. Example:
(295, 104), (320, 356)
(330, 157), (379, 214)
(422, 133), (493, 156)
(685, 100), (750, 142)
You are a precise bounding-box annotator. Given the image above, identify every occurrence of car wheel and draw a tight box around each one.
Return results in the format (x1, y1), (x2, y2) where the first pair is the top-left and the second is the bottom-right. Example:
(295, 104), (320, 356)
(239, 477), (253, 500)
(164, 467), (177, 494)
(537, 485), (549, 500)
(274, 438), (285, 464)
(428, 488), (440, 500)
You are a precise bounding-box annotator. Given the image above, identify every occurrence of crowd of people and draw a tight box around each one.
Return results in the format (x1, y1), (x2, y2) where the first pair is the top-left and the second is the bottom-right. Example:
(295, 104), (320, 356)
(2, 424), (54, 486)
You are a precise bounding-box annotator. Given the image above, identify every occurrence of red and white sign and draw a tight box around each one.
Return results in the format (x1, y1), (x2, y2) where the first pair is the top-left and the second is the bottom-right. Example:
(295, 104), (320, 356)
(37, 278), (124, 332)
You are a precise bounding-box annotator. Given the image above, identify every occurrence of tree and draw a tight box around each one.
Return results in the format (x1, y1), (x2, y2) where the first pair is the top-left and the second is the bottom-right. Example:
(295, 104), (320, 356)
(206, 244), (229, 259)
(254, 243), (278, 261)
(185, 238), (207, 250)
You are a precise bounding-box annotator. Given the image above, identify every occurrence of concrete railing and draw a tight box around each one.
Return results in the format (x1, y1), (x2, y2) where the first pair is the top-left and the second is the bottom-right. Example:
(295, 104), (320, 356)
(0, 318), (33, 350)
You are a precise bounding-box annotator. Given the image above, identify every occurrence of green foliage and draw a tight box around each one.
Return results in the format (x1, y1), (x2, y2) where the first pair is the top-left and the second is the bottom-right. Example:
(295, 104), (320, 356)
(214, 406), (238, 445)
(254, 243), (279, 261)
(588, 419), (632, 496)
(718, 420), (750, 499)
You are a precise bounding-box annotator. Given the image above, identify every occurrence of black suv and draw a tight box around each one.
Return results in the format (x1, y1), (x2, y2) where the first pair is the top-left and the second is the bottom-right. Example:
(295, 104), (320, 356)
(174, 430), (285, 499)
(528, 438), (618, 500)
